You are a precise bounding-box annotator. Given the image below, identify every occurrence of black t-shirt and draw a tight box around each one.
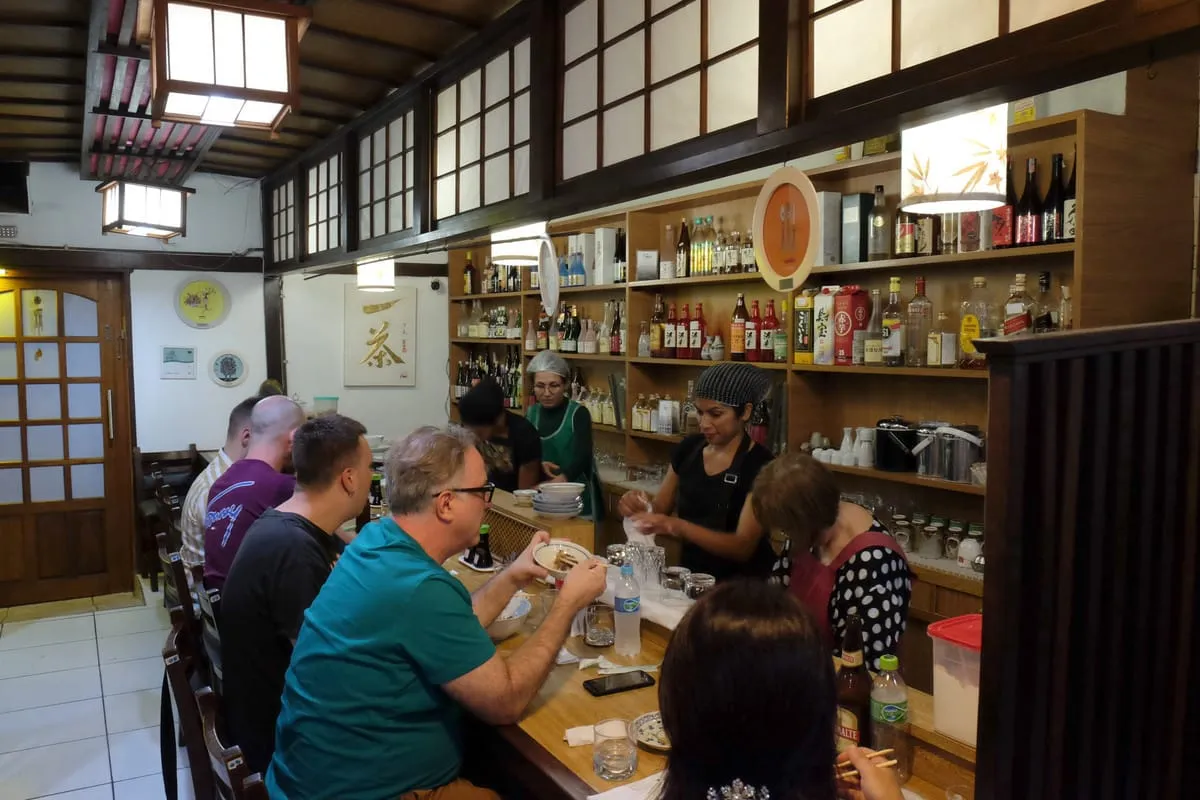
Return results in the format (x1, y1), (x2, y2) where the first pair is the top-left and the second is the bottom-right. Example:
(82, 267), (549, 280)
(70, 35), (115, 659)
(218, 509), (339, 774)
(670, 434), (775, 581)
(479, 411), (542, 492)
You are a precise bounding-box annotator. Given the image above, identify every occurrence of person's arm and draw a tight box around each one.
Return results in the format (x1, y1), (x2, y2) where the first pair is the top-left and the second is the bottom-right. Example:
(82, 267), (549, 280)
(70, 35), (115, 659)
(560, 406), (593, 482)
(517, 461), (542, 490)
(444, 558), (608, 725)
(179, 485), (205, 569)
(514, 417), (543, 490)
(637, 491), (765, 563)
(470, 531), (550, 627)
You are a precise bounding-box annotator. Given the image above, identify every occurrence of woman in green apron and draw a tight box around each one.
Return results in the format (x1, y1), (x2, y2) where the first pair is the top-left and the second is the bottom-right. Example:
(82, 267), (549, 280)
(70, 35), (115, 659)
(525, 351), (602, 520)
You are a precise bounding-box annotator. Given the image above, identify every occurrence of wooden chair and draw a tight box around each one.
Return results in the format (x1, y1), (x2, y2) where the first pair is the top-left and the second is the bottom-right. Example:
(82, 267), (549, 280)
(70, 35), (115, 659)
(156, 533), (200, 645)
(196, 584), (224, 697)
(135, 445), (201, 591)
(196, 686), (271, 800)
(162, 611), (216, 800)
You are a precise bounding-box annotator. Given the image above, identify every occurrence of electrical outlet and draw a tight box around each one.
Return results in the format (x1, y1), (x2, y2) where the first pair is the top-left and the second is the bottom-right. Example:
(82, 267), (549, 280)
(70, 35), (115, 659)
(0, 226), (16, 239)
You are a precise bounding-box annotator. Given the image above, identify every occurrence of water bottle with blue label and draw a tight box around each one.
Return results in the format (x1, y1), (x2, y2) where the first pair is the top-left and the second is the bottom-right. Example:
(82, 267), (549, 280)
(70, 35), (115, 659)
(614, 563), (641, 656)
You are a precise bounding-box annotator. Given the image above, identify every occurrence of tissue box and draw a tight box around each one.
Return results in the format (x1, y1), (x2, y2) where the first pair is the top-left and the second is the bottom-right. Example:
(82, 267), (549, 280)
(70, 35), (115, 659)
(815, 191), (841, 266)
(635, 250), (659, 281)
(841, 193), (872, 264)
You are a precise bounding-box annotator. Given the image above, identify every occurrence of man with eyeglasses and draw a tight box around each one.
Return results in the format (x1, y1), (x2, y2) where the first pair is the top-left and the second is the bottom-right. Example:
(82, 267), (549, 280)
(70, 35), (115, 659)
(267, 425), (608, 800)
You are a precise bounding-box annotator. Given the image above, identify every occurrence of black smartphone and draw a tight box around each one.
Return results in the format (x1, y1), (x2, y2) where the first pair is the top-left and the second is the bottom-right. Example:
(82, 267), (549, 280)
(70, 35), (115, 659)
(583, 670), (656, 697)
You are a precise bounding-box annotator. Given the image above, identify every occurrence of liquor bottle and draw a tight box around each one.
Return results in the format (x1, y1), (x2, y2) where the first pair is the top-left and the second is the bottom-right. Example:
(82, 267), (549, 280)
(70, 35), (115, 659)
(1033, 271), (1059, 333)
(677, 304), (691, 359)
(710, 334), (726, 361)
(1060, 284), (1074, 330)
(1062, 148), (1077, 242)
(864, 289), (883, 366)
(619, 301), (629, 355)
(1015, 157), (1043, 246)
(1002, 274), (1035, 338)
(676, 219), (691, 279)
(868, 185), (891, 261)
(1042, 153), (1065, 242)
(992, 159), (1017, 248)
(683, 380), (700, 435)
(558, 255), (569, 288)
(836, 614), (872, 753)
(881, 277), (906, 367)
(895, 211), (915, 257)
(690, 217), (703, 276)
(615, 228), (627, 283)
(741, 230), (757, 273)
(761, 299), (780, 363)
(704, 217), (717, 276)
(713, 217), (728, 274)
(463, 251), (476, 296)
(959, 277), (999, 369)
(570, 251), (588, 287)
(560, 306), (576, 353)
(905, 277), (933, 367)
(927, 311), (956, 368)
(524, 319), (536, 352)
(650, 294), (667, 358)
(773, 298), (789, 364)
(745, 300), (761, 363)
(664, 303), (678, 359)
(730, 293), (749, 361)
(597, 302), (612, 354)
(638, 322), (652, 358)
(536, 311), (550, 351)
(689, 302), (707, 356)
(728, 232), (743, 274)
(700, 336), (713, 361)
(610, 301), (622, 356)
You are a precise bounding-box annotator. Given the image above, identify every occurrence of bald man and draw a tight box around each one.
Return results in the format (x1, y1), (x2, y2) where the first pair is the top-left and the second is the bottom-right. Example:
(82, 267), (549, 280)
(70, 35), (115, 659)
(203, 396), (306, 590)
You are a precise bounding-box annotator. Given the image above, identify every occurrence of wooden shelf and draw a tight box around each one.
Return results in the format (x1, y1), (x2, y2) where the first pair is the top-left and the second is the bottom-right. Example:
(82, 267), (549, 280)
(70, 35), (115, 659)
(450, 291), (525, 301)
(628, 357), (788, 370)
(628, 272), (769, 290)
(451, 337), (522, 345)
(629, 430), (684, 444)
(553, 284), (628, 295)
(791, 364), (988, 380)
(803, 152), (903, 181)
(450, 399), (524, 417)
(593, 423), (624, 435)
(810, 242), (1074, 276)
(524, 350), (626, 362)
(825, 463), (986, 496)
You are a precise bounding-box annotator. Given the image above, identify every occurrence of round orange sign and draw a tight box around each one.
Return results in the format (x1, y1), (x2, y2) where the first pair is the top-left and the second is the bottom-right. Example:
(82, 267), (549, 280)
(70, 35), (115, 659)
(760, 184), (812, 280)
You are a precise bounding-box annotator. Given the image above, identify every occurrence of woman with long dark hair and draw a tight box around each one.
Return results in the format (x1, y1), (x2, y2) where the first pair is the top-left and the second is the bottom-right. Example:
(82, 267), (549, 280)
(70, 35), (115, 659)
(658, 581), (902, 800)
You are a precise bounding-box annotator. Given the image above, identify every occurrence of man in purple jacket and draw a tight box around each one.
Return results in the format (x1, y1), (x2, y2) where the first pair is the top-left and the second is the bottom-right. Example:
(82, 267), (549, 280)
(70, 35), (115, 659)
(203, 395), (305, 590)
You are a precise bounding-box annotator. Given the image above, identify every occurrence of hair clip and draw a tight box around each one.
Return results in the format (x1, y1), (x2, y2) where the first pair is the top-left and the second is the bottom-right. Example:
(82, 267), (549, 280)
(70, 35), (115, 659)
(706, 779), (769, 800)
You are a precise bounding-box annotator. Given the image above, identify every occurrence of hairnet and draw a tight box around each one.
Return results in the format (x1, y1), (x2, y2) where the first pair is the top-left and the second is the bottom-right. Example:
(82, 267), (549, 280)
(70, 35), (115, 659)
(694, 362), (772, 409)
(526, 350), (571, 378)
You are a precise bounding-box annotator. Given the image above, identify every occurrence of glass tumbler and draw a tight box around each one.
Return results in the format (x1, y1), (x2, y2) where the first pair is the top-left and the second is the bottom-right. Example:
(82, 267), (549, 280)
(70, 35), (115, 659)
(593, 718), (638, 781)
(606, 544), (627, 567)
(584, 603), (615, 647)
(642, 546), (666, 597)
(684, 573), (715, 600)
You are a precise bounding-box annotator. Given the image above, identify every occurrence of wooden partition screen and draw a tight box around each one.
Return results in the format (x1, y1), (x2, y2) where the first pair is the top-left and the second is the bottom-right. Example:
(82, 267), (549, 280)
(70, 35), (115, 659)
(974, 321), (1200, 800)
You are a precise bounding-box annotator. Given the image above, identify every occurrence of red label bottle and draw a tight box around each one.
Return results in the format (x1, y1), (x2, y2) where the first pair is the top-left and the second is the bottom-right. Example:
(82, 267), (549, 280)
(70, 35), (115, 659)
(665, 303), (678, 359)
(689, 303), (707, 356)
(761, 299), (780, 362)
(676, 304), (691, 359)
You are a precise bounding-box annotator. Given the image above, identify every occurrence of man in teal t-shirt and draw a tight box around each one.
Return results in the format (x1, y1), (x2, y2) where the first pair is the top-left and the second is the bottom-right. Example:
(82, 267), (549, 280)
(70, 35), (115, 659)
(267, 426), (607, 800)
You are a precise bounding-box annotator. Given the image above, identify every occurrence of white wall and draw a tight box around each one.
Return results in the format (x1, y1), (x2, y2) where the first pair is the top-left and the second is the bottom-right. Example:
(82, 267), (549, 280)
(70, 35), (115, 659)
(0, 163), (261, 254)
(281, 257), (450, 439)
(130, 270), (267, 451)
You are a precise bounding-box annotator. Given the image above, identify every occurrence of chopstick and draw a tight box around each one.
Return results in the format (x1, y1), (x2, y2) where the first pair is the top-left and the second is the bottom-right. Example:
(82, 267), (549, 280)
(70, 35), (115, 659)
(834, 749), (896, 780)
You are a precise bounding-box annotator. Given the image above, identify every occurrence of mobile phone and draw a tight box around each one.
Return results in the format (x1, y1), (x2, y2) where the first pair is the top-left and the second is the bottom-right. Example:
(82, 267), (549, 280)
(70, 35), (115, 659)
(583, 670), (656, 697)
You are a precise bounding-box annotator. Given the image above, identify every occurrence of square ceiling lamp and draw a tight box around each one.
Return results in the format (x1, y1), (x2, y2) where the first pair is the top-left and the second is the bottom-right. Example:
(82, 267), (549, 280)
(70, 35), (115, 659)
(96, 180), (194, 240)
(900, 103), (1008, 214)
(490, 221), (548, 266)
(151, 0), (311, 132)
(356, 256), (395, 292)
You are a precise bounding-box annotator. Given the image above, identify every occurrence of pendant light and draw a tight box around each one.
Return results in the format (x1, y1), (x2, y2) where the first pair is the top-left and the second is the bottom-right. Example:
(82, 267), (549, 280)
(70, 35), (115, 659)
(490, 221), (548, 266)
(96, 180), (193, 240)
(356, 257), (395, 292)
(900, 104), (1008, 214)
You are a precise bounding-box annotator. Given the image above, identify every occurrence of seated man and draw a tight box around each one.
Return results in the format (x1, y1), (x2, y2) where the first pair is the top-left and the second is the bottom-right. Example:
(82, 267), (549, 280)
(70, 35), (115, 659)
(220, 413), (372, 774)
(267, 426), (607, 800)
(458, 378), (542, 492)
(179, 396), (257, 574)
(203, 395), (305, 590)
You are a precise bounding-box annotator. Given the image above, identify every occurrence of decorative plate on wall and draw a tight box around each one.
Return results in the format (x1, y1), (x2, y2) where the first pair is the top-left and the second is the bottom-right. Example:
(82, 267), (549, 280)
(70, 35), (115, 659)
(176, 277), (231, 329)
(209, 351), (247, 388)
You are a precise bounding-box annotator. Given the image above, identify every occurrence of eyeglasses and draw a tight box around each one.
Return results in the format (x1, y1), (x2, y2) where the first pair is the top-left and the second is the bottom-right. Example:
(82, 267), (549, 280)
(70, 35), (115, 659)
(534, 382), (564, 392)
(433, 482), (495, 503)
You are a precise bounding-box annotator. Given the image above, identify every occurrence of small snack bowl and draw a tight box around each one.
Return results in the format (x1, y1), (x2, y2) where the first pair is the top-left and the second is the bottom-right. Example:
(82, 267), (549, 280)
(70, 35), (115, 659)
(512, 489), (537, 507)
(487, 594), (532, 641)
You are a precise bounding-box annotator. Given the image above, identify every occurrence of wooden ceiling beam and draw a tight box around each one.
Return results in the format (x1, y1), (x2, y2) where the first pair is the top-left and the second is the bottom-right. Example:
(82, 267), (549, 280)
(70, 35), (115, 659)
(349, 0), (483, 31)
(0, 16), (88, 31)
(307, 23), (439, 63)
(300, 58), (406, 85)
(0, 47), (86, 60)
(0, 75), (84, 87)
(0, 95), (76, 107)
(0, 112), (79, 124)
(79, 0), (108, 181)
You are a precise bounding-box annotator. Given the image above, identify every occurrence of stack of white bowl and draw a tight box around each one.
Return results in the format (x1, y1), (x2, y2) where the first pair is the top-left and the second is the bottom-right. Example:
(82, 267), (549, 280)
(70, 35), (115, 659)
(533, 482), (585, 518)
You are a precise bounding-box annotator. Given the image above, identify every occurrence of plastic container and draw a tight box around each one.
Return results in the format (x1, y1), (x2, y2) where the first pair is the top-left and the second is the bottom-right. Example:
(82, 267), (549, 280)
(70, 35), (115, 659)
(870, 655), (910, 784)
(313, 396), (339, 415)
(614, 563), (642, 656)
(927, 614), (983, 746)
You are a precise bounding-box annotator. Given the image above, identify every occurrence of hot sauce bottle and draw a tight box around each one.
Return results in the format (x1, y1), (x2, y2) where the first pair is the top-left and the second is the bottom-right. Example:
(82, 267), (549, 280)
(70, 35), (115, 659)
(730, 294), (749, 362)
(677, 304), (691, 359)
(746, 300), (762, 363)
(689, 303), (707, 357)
(760, 299), (780, 363)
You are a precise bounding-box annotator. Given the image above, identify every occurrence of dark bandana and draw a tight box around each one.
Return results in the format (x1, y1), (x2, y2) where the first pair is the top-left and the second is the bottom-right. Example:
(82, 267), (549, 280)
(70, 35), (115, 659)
(695, 362), (773, 409)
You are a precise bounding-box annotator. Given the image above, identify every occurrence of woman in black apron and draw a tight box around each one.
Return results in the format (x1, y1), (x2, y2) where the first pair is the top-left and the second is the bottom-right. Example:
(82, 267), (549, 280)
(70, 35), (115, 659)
(616, 363), (775, 581)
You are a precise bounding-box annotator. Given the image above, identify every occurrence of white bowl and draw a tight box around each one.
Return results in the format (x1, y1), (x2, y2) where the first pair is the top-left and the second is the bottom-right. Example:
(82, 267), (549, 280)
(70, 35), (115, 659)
(512, 489), (537, 506)
(537, 482), (586, 497)
(533, 540), (593, 578)
(487, 595), (531, 641)
(534, 496), (583, 508)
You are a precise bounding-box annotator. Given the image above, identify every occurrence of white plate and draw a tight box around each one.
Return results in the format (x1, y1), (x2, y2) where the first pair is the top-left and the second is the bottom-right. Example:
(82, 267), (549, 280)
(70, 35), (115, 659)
(533, 539), (593, 578)
(535, 509), (582, 520)
(632, 711), (670, 751)
(534, 500), (584, 511)
(537, 481), (586, 496)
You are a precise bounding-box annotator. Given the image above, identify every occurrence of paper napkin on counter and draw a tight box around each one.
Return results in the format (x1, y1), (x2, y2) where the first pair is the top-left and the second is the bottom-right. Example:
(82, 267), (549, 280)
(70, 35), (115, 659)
(577, 655), (659, 675)
(556, 647), (580, 666)
(587, 772), (665, 800)
(565, 725), (595, 747)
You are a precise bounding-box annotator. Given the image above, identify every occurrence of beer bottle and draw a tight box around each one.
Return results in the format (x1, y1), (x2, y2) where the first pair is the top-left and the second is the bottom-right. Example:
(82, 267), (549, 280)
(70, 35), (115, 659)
(836, 614), (872, 753)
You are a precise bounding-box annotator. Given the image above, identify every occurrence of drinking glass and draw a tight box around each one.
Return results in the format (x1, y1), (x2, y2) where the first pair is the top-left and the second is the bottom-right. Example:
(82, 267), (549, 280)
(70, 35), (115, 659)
(593, 718), (638, 781)
(660, 566), (691, 603)
(606, 544), (627, 567)
(684, 573), (715, 600)
(624, 543), (645, 581)
(642, 546), (666, 597)
(585, 603), (615, 647)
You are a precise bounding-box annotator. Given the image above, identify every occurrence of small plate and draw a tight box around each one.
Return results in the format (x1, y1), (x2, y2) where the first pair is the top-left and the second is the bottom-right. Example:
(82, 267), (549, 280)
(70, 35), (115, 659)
(533, 539), (593, 579)
(535, 508), (582, 521)
(632, 711), (670, 752)
(533, 500), (584, 511)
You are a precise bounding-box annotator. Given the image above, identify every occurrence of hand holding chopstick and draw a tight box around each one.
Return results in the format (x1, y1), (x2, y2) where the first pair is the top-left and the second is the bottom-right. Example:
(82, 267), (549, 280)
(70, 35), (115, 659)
(834, 747), (904, 800)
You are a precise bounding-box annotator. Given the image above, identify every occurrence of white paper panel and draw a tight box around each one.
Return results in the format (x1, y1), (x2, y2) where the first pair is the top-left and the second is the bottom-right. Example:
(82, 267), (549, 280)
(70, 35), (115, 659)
(812, 0), (891, 97)
(565, 0), (599, 64)
(0, 386), (16, 421)
(813, 0), (841, 8)
(514, 145), (530, 196)
(1010, 0), (1102, 30)
(404, 191), (413, 226)
(602, 97), (645, 167)
(436, 174), (457, 219)
(25, 343), (59, 379)
(26, 383), (60, 421)
(708, 0), (759, 57)
(62, 293), (98, 338)
(514, 39), (531, 91)
(460, 69), (482, 118)
(405, 151), (414, 189)
(484, 154), (510, 206)
(372, 165), (386, 201)
(436, 130), (457, 176)
(387, 197), (403, 232)
(650, 72), (700, 151)
(358, 137), (370, 170)
(651, 1), (701, 83)
(513, 92), (531, 143)
(459, 164), (481, 213)
(29, 466), (64, 503)
(563, 56), (599, 122)
(372, 202), (385, 237)
(372, 129), (386, 164)
(389, 118), (405, 155)
(437, 85), (457, 131)
(604, 31), (645, 104)
(0, 469), (20, 504)
(901, 0), (998, 68)
(605, 0), (645, 41)
(388, 155), (405, 195)
(0, 428), (18, 462)
(405, 111), (414, 144)
(650, 0), (676, 13)
(484, 104), (510, 156)
(707, 46), (759, 132)
(562, 118), (598, 180)
(0, 344), (14, 379)
(485, 51), (510, 106)
(459, 117), (481, 165)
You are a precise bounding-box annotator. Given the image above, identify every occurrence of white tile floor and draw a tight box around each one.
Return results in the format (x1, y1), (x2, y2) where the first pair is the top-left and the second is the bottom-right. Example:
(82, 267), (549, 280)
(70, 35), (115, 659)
(0, 579), (196, 800)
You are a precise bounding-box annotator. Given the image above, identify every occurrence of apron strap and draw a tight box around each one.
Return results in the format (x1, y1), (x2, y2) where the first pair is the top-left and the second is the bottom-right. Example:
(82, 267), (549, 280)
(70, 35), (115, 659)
(681, 433), (754, 532)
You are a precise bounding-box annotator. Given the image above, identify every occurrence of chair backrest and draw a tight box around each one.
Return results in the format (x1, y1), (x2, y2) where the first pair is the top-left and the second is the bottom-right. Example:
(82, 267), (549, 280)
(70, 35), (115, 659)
(156, 533), (199, 637)
(196, 685), (270, 800)
(196, 584), (224, 696)
(141, 444), (202, 499)
(163, 613), (216, 800)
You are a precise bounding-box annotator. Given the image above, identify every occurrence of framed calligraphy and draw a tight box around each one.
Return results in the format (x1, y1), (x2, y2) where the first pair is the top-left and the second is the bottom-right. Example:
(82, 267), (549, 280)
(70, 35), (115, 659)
(343, 284), (417, 387)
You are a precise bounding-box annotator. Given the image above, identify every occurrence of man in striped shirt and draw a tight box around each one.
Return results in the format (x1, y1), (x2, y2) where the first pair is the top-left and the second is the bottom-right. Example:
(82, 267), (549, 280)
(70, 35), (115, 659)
(180, 396), (259, 572)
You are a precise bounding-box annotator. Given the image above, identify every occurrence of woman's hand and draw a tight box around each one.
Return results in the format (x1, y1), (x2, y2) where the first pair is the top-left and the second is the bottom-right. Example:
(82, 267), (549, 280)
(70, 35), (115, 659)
(632, 512), (678, 538)
(542, 461), (566, 482)
(834, 748), (904, 800)
(617, 490), (652, 518)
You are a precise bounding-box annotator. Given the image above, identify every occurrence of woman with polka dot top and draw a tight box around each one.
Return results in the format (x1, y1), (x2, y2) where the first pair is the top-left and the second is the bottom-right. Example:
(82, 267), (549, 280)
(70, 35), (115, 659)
(752, 453), (911, 669)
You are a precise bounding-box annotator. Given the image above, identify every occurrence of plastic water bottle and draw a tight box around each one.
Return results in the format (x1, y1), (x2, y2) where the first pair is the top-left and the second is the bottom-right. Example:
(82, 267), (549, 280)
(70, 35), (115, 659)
(870, 654), (910, 784)
(614, 563), (642, 656)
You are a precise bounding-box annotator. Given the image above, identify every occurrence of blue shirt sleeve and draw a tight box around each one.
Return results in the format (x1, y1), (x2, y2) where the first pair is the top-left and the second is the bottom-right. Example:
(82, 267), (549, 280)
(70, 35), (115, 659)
(402, 575), (497, 685)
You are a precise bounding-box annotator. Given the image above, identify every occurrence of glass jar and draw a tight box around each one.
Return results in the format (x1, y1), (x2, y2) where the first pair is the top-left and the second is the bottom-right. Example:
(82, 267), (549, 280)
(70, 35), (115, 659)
(661, 566), (691, 600)
(944, 524), (964, 560)
(684, 573), (715, 599)
(606, 544), (627, 567)
(917, 525), (943, 558)
(891, 521), (913, 553)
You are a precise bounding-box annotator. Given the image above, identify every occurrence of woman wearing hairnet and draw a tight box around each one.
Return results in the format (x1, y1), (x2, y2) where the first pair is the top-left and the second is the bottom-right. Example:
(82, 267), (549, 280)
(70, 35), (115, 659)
(617, 362), (775, 580)
(526, 351), (601, 519)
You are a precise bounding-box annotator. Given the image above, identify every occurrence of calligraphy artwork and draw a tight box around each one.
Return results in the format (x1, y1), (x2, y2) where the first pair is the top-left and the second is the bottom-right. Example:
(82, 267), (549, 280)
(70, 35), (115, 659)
(343, 285), (416, 387)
